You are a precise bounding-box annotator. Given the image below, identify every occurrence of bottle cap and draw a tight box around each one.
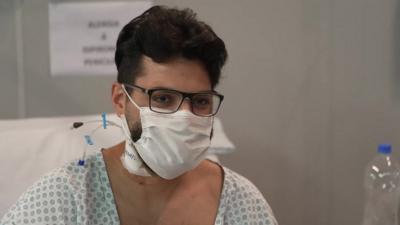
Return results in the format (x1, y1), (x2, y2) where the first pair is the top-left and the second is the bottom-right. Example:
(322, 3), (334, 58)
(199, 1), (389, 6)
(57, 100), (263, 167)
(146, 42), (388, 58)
(378, 144), (392, 154)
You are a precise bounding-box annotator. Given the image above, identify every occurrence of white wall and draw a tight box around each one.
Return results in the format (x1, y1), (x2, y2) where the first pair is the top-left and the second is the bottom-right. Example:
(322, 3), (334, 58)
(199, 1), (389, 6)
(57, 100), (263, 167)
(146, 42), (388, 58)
(1, 0), (400, 225)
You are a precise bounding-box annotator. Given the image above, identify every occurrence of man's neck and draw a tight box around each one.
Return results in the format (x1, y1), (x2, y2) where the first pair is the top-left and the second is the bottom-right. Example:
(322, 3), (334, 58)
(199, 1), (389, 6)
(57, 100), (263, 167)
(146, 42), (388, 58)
(101, 142), (224, 225)
(102, 143), (184, 203)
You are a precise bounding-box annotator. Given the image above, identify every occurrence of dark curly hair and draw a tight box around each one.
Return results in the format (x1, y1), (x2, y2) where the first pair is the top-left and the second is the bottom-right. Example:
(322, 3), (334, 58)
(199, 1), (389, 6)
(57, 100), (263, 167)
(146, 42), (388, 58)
(115, 5), (228, 89)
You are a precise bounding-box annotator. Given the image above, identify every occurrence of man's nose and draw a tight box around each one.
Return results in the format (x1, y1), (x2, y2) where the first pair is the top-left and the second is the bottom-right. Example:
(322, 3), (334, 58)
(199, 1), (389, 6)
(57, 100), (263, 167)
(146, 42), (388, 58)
(179, 97), (191, 111)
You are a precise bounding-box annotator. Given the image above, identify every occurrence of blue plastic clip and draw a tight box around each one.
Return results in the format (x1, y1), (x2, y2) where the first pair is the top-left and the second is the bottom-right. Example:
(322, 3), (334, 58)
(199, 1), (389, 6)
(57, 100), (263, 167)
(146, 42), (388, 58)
(102, 112), (107, 129)
(78, 160), (85, 166)
(84, 135), (94, 145)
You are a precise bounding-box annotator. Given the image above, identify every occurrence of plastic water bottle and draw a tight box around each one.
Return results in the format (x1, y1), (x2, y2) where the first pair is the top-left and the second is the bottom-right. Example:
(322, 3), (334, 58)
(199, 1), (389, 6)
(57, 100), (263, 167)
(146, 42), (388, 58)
(362, 144), (400, 225)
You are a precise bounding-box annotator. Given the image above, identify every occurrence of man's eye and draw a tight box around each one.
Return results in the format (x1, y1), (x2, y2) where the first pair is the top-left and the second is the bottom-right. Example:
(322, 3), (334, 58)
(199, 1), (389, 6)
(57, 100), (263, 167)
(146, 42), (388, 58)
(151, 91), (181, 108)
(193, 98), (211, 106)
(152, 95), (172, 103)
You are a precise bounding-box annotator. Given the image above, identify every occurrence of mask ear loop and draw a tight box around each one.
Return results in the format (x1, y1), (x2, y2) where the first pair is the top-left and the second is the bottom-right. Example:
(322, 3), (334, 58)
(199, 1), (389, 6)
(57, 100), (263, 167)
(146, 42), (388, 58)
(119, 84), (141, 152)
(121, 84), (141, 109)
(210, 116), (215, 140)
(120, 85), (154, 175)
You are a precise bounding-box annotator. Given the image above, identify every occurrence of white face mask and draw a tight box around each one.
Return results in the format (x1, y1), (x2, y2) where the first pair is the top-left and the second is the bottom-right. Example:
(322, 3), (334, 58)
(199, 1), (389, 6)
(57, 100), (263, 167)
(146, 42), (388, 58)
(120, 85), (213, 179)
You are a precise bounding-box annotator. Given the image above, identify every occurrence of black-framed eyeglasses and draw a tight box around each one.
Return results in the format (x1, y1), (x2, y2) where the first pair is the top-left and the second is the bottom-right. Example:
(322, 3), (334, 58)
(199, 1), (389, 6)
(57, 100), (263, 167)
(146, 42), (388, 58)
(122, 83), (224, 117)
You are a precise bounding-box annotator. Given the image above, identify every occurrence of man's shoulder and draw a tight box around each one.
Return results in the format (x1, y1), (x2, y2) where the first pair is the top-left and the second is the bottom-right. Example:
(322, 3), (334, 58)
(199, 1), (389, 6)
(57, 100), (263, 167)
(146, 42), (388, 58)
(15, 153), (101, 197)
(40, 152), (104, 188)
(0, 153), (106, 225)
(221, 166), (262, 195)
(0, 164), (78, 224)
(219, 166), (278, 225)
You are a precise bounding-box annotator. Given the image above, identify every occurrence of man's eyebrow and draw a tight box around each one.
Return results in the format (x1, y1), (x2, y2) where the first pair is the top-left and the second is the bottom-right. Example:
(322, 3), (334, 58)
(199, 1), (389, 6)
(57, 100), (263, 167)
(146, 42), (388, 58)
(149, 86), (171, 89)
(149, 86), (213, 93)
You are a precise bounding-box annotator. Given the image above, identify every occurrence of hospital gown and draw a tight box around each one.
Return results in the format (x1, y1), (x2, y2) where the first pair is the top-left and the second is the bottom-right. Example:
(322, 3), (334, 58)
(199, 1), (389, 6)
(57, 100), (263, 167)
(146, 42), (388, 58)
(1, 152), (278, 225)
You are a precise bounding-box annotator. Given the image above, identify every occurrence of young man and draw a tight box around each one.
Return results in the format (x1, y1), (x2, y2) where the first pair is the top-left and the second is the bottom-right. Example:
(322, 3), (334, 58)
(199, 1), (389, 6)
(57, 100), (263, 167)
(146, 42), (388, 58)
(1, 6), (277, 225)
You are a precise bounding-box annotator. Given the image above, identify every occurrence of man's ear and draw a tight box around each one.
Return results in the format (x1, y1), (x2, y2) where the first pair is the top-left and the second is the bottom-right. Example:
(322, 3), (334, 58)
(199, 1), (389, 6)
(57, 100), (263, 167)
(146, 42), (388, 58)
(111, 82), (126, 117)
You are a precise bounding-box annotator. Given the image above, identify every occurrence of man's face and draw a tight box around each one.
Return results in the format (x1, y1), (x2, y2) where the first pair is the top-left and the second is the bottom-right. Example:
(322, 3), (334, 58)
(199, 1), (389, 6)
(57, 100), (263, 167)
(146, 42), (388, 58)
(112, 56), (212, 141)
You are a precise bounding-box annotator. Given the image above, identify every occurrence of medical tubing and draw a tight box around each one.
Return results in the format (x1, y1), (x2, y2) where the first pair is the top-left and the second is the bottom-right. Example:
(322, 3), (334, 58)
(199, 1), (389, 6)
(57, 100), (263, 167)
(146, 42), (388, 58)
(75, 119), (121, 166)
(71, 120), (121, 130)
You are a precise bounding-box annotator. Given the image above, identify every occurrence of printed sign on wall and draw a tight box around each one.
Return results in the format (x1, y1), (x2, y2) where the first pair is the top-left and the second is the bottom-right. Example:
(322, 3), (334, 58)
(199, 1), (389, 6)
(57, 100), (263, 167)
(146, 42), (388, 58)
(49, 1), (153, 76)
